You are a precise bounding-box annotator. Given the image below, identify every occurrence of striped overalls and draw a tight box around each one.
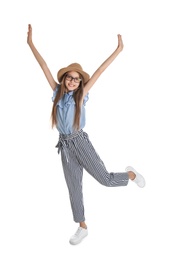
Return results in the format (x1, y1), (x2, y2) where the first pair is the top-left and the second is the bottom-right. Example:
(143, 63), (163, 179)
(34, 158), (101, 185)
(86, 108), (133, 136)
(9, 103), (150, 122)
(56, 129), (129, 223)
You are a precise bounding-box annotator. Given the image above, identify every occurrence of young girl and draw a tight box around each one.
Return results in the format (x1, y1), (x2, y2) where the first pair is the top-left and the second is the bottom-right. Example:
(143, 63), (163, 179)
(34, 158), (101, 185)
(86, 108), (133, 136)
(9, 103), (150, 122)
(27, 24), (145, 245)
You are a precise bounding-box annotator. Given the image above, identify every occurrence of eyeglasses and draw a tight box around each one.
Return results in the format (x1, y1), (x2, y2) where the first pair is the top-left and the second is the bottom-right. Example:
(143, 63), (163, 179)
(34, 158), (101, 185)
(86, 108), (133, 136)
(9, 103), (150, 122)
(65, 74), (82, 83)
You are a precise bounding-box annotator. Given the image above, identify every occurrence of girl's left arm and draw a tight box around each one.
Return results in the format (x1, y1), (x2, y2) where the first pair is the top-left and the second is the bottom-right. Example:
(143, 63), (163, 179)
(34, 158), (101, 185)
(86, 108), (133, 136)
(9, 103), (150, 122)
(83, 34), (123, 96)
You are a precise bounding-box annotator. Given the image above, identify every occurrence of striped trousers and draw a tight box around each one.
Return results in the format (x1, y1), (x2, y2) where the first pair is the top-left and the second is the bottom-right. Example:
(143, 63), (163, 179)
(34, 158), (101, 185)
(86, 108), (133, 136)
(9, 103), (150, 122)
(56, 129), (129, 223)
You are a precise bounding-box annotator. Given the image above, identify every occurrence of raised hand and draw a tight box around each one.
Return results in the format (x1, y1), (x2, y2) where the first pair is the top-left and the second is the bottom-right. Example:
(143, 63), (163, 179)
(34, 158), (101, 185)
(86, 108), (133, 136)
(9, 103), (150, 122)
(27, 24), (32, 45)
(117, 34), (124, 52)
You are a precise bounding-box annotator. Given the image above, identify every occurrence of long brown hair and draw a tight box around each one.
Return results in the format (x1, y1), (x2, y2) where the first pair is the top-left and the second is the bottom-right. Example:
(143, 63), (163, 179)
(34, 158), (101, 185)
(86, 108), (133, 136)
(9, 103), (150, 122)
(51, 73), (85, 130)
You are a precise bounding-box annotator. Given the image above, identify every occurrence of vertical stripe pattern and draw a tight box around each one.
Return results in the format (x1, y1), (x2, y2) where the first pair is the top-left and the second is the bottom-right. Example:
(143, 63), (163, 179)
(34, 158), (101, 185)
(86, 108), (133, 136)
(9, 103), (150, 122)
(56, 130), (129, 223)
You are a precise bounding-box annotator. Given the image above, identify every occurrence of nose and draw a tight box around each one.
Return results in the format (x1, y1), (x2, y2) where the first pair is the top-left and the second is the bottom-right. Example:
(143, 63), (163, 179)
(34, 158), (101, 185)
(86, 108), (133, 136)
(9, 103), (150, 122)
(69, 77), (75, 82)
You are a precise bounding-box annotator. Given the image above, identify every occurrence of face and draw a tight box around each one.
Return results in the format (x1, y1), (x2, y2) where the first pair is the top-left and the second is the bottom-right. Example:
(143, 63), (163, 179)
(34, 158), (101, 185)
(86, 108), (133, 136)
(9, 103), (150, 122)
(64, 71), (81, 92)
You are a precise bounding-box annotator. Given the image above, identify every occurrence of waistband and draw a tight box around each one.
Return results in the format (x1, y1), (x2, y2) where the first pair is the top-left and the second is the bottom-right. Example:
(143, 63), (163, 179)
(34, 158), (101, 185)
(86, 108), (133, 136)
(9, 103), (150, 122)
(59, 129), (84, 141)
(56, 129), (86, 162)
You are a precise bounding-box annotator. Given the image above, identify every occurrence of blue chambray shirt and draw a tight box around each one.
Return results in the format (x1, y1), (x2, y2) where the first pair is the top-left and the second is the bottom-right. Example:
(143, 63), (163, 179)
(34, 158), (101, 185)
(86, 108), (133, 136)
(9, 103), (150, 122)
(52, 85), (89, 134)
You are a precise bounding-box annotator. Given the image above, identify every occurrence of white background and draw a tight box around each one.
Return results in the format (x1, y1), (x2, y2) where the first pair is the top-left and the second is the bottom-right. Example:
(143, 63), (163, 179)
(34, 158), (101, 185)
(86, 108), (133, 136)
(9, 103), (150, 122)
(0, 0), (174, 259)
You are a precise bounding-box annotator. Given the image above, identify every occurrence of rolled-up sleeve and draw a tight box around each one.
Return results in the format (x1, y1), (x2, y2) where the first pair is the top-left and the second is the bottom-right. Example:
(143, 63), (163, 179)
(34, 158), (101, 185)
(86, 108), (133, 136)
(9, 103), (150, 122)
(52, 85), (60, 102)
(83, 92), (89, 105)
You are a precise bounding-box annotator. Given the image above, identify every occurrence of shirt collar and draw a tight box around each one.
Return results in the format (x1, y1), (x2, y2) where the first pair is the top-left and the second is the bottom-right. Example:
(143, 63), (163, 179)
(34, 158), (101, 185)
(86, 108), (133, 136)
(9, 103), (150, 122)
(65, 91), (73, 96)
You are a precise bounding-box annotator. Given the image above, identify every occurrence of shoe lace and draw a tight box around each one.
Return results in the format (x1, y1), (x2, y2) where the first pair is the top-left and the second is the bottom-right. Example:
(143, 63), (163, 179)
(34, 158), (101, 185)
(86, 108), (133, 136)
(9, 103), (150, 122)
(74, 227), (83, 237)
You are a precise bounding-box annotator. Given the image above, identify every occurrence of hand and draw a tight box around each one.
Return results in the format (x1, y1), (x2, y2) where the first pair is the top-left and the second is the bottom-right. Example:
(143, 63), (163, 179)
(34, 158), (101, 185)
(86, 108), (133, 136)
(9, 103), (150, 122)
(27, 24), (32, 45)
(117, 34), (124, 52)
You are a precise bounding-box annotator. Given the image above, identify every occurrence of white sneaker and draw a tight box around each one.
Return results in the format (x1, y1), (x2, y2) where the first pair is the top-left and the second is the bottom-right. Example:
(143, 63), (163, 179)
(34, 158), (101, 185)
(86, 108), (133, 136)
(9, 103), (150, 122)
(125, 166), (146, 188)
(69, 227), (88, 245)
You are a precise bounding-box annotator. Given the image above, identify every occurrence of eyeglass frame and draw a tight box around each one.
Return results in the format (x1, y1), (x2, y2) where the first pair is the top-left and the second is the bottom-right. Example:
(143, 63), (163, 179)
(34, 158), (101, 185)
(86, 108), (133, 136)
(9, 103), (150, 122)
(65, 74), (82, 83)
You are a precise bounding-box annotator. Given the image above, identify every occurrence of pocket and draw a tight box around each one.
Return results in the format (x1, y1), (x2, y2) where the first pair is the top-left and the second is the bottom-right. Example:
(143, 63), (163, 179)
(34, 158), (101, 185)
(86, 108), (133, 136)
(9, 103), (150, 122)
(56, 99), (64, 108)
(82, 132), (89, 142)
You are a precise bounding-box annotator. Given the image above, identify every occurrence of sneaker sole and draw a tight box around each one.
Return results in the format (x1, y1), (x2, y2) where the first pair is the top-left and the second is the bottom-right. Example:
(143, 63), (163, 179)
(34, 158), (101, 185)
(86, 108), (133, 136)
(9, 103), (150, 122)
(69, 233), (88, 245)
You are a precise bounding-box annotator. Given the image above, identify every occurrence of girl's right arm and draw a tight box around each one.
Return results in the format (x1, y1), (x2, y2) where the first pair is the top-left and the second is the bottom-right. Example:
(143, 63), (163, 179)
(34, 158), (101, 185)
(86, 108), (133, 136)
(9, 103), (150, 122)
(27, 24), (57, 90)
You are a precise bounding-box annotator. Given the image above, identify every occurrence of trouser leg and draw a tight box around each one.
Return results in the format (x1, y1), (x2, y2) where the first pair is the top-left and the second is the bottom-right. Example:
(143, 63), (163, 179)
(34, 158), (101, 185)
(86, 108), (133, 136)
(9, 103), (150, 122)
(60, 148), (85, 223)
(75, 133), (129, 187)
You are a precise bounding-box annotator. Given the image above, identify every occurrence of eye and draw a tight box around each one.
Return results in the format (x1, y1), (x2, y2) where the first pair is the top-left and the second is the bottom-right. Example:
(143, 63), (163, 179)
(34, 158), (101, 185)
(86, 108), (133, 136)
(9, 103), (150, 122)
(66, 75), (72, 80)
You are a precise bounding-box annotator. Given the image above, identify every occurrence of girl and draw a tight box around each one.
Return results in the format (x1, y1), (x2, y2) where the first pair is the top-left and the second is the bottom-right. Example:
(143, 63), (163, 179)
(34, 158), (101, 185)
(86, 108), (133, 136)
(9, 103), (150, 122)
(27, 24), (145, 245)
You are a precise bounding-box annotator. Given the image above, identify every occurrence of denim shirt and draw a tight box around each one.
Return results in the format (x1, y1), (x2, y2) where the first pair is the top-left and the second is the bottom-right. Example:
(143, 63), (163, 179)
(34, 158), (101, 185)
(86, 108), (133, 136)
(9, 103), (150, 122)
(52, 85), (89, 134)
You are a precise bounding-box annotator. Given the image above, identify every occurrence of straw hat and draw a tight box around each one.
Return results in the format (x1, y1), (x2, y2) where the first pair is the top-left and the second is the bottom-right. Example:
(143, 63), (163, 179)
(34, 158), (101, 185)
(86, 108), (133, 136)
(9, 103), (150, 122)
(57, 63), (90, 83)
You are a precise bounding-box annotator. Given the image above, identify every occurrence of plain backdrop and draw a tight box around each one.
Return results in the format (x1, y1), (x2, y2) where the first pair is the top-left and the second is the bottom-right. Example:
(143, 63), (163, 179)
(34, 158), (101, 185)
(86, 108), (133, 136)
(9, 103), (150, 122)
(0, 0), (174, 259)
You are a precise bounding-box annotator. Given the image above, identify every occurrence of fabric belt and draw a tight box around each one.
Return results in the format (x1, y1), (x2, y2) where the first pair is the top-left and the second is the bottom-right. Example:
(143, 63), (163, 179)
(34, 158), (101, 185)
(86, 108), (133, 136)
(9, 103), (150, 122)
(55, 129), (87, 162)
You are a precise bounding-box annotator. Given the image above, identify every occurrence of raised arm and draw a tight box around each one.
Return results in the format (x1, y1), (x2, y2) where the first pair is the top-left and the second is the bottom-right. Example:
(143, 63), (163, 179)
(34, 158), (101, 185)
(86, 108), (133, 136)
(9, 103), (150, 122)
(27, 24), (57, 90)
(83, 34), (124, 95)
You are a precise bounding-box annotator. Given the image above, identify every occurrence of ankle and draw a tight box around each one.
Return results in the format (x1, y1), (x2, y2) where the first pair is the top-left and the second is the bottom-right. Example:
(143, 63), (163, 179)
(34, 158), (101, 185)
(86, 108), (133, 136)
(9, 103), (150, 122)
(128, 171), (136, 180)
(80, 222), (87, 229)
